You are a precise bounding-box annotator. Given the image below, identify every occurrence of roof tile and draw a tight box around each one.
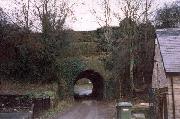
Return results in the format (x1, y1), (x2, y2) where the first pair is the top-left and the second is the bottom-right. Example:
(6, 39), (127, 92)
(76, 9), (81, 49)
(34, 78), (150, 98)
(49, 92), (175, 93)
(156, 28), (180, 73)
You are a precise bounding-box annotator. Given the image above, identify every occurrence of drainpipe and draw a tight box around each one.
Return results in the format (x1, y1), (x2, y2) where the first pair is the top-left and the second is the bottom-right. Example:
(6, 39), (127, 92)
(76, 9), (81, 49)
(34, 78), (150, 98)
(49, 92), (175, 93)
(171, 77), (175, 119)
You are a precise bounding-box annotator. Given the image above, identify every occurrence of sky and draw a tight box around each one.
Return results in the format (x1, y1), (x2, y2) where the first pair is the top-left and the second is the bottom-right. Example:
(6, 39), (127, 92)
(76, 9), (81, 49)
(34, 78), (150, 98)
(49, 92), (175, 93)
(0, 0), (178, 31)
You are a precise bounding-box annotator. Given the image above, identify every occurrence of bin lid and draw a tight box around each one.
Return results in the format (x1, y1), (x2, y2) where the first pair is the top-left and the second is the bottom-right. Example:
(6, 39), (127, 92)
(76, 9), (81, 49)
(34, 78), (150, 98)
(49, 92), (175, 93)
(117, 102), (133, 107)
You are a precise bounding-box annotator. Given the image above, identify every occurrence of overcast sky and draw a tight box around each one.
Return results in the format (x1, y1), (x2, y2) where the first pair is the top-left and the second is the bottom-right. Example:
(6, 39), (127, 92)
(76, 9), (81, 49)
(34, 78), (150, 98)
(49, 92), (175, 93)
(0, 0), (178, 31)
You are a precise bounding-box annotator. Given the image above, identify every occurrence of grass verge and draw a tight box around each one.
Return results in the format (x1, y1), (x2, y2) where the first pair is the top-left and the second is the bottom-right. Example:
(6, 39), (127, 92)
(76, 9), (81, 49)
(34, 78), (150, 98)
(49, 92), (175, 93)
(38, 100), (74, 119)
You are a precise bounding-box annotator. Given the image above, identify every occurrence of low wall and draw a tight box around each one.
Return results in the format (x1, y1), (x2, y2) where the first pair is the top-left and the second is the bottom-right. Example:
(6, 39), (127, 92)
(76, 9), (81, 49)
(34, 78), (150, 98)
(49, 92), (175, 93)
(0, 112), (33, 119)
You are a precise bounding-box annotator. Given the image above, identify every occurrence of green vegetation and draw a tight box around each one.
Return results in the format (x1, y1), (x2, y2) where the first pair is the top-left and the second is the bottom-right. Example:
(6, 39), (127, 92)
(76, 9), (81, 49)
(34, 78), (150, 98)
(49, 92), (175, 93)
(97, 18), (156, 99)
(26, 91), (56, 98)
(0, 1), (164, 118)
(58, 58), (86, 79)
(0, 4), (156, 101)
(155, 1), (180, 28)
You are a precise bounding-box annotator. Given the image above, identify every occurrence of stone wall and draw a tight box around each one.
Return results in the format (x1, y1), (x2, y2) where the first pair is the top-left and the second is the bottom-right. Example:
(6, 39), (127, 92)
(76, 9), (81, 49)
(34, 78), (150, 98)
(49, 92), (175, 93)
(152, 41), (168, 89)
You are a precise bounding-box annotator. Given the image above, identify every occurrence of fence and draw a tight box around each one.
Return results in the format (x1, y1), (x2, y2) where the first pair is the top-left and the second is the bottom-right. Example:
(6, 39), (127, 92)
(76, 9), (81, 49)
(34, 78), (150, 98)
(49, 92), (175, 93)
(0, 95), (51, 118)
(32, 97), (51, 117)
(0, 95), (32, 111)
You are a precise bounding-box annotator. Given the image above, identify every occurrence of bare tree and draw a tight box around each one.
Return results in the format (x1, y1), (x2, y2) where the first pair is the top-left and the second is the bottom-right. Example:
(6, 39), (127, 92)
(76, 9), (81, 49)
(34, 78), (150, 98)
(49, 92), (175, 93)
(32, 0), (75, 35)
(100, 0), (155, 99)
(13, 0), (76, 33)
(91, 0), (111, 27)
(114, 0), (154, 23)
(0, 7), (8, 23)
(91, 0), (113, 53)
(14, 0), (33, 32)
(116, 0), (155, 99)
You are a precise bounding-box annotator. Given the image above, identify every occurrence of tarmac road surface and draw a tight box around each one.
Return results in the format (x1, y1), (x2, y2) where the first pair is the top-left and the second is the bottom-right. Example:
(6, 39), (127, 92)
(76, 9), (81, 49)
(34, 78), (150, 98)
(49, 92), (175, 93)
(54, 100), (115, 119)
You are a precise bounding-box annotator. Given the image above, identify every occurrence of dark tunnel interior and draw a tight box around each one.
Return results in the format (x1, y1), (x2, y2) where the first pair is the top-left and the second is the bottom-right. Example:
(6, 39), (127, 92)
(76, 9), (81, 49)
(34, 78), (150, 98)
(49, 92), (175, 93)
(74, 70), (104, 100)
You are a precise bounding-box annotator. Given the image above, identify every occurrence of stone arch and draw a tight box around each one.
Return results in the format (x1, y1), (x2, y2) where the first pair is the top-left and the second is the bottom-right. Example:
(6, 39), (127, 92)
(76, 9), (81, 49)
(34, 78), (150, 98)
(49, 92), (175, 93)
(74, 70), (104, 100)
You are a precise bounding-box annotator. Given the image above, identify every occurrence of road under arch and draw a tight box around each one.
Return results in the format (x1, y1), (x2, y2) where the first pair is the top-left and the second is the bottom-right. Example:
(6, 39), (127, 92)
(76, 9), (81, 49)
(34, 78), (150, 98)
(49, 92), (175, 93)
(74, 70), (104, 100)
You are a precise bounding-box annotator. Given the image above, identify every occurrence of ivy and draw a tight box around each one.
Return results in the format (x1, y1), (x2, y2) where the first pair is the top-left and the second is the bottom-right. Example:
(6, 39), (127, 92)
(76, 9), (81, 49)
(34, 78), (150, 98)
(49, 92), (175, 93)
(59, 58), (86, 79)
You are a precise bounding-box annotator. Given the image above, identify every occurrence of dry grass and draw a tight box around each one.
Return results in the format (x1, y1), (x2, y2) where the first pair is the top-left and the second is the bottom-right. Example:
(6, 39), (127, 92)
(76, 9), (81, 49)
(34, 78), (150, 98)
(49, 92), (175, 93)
(0, 80), (58, 98)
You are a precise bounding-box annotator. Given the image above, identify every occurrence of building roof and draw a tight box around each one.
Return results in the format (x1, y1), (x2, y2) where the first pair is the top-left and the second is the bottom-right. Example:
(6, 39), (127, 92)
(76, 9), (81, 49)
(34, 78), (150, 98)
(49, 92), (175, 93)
(156, 28), (180, 73)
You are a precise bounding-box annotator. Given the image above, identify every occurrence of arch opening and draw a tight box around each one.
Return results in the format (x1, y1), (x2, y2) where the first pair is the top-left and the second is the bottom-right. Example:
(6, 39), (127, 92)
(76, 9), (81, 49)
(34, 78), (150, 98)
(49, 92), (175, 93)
(74, 70), (104, 100)
(74, 78), (93, 97)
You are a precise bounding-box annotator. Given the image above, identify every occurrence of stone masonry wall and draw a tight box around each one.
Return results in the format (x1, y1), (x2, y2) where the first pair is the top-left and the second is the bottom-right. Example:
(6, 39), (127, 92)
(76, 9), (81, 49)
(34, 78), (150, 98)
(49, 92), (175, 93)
(152, 42), (168, 89)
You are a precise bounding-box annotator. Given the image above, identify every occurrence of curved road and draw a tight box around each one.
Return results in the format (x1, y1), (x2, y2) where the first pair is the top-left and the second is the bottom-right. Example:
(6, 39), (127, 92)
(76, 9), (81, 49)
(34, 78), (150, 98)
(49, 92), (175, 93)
(54, 100), (115, 119)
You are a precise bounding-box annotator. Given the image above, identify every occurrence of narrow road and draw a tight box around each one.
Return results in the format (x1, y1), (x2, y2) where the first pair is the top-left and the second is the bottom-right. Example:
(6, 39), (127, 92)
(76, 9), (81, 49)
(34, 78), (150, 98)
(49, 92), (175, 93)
(54, 100), (115, 119)
(74, 85), (92, 96)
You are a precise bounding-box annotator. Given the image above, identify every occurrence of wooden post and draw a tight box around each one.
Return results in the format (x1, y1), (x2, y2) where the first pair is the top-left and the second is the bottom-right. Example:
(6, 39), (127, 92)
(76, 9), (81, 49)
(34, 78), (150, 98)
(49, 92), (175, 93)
(171, 77), (176, 119)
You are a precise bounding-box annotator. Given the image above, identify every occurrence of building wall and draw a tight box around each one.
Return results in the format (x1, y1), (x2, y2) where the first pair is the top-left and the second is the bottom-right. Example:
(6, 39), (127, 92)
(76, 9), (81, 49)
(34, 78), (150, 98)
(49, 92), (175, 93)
(167, 75), (180, 119)
(153, 43), (180, 119)
(152, 42), (168, 89)
(153, 34), (180, 119)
